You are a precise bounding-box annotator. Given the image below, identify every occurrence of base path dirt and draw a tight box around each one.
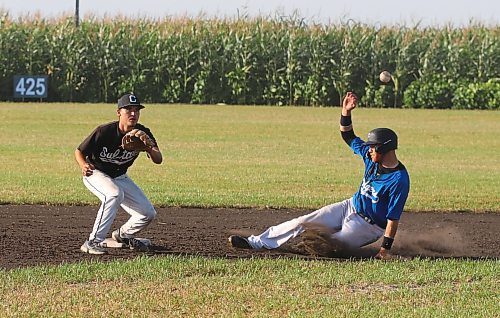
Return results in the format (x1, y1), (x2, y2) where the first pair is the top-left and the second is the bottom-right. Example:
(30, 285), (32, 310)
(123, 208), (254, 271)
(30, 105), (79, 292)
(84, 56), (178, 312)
(0, 205), (498, 270)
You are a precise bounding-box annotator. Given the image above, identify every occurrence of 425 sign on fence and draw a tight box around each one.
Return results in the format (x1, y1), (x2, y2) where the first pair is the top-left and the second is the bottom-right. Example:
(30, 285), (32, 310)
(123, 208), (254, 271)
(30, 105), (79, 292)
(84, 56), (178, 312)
(13, 75), (48, 98)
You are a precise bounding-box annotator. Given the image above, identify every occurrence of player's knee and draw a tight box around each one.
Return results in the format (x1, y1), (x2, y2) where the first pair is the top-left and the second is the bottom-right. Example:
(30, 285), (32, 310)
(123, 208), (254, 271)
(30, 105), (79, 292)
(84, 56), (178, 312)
(113, 190), (125, 203)
(144, 206), (156, 222)
(329, 233), (353, 250)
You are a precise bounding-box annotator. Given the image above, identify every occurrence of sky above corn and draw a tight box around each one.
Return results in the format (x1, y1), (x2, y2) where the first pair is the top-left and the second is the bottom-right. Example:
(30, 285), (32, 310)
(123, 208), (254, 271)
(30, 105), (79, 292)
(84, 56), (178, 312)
(0, 0), (498, 27)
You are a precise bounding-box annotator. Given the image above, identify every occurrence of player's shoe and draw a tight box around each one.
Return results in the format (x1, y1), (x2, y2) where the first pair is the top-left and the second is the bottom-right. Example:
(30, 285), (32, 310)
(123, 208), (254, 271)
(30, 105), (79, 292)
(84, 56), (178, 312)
(80, 240), (107, 255)
(228, 235), (253, 249)
(112, 229), (150, 252)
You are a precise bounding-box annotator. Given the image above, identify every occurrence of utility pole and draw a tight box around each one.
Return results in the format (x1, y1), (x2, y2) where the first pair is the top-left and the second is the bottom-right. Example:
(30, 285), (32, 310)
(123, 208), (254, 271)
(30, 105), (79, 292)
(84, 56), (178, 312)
(75, 0), (80, 27)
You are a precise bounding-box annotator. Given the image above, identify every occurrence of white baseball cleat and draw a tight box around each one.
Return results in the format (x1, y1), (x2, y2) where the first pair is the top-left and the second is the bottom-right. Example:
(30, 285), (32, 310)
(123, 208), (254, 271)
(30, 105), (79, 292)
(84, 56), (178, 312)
(80, 240), (107, 255)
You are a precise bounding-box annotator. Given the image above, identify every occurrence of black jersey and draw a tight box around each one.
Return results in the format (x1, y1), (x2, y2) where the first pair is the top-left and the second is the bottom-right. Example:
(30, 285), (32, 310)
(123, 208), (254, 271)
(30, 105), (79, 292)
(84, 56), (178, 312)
(78, 121), (157, 178)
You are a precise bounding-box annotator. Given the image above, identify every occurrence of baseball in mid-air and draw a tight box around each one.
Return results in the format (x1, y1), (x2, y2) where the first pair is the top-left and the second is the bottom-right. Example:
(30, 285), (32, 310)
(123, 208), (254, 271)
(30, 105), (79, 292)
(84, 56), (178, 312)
(379, 71), (392, 83)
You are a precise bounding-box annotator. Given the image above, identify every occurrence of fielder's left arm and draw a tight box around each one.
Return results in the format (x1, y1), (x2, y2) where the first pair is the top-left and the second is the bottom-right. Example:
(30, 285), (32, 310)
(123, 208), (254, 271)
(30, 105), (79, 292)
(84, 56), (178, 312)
(146, 146), (163, 164)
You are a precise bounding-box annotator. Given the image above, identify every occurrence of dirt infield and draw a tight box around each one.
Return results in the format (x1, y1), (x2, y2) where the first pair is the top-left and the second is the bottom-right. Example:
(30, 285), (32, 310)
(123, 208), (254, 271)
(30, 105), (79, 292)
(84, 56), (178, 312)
(0, 205), (498, 270)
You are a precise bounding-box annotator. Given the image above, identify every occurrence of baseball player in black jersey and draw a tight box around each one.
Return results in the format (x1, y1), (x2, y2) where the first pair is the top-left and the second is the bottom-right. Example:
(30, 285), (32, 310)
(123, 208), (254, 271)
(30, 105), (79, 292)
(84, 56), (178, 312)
(229, 92), (410, 259)
(75, 93), (163, 255)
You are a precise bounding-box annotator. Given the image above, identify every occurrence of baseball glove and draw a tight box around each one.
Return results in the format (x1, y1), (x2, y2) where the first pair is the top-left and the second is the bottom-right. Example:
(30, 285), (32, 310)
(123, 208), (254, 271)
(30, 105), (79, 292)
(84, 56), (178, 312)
(121, 129), (155, 152)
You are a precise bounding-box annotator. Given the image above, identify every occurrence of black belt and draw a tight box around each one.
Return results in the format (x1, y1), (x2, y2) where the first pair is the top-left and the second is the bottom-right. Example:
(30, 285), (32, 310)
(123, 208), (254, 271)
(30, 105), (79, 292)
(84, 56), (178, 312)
(356, 211), (375, 225)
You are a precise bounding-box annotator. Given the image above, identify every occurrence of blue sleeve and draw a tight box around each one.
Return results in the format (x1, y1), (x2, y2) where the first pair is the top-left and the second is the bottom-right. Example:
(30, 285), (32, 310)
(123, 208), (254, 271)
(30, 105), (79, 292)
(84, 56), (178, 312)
(386, 176), (410, 220)
(350, 137), (370, 161)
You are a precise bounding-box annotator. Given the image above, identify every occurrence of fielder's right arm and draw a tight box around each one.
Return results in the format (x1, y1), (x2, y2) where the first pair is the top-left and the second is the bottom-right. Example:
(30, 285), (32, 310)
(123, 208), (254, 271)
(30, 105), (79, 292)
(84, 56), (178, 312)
(74, 149), (94, 177)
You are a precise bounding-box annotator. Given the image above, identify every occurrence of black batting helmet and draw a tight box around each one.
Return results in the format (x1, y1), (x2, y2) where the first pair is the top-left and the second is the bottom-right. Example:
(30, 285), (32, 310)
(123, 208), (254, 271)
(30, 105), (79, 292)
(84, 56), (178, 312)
(363, 128), (398, 154)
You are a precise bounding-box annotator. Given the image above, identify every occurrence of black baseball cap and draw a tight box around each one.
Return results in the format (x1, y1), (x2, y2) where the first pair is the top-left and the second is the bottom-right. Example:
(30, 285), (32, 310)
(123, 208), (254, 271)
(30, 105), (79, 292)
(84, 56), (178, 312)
(117, 93), (145, 109)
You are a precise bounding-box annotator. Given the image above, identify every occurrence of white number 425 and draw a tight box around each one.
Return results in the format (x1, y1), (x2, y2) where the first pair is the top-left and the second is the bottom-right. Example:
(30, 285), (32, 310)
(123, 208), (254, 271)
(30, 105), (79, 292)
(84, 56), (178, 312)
(15, 77), (46, 96)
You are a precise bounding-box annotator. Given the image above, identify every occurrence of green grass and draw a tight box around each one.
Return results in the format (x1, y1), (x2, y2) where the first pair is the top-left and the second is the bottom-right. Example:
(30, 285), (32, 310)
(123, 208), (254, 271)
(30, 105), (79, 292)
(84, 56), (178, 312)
(1, 103), (498, 211)
(0, 256), (498, 317)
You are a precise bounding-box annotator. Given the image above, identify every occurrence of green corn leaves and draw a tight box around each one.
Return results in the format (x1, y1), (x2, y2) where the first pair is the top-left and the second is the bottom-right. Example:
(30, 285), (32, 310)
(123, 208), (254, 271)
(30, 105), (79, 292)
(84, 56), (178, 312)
(0, 14), (498, 108)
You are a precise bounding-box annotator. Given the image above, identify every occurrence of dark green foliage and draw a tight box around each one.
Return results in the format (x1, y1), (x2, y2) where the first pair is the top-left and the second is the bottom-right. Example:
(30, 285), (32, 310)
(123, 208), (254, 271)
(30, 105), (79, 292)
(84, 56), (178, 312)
(403, 76), (457, 109)
(452, 79), (500, 110)
(362, 83), (396, 108)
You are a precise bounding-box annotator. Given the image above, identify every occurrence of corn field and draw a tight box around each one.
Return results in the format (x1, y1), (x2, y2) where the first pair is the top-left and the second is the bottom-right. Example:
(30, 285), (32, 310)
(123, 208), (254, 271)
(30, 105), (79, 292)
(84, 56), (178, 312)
(0, 14), (498, 108)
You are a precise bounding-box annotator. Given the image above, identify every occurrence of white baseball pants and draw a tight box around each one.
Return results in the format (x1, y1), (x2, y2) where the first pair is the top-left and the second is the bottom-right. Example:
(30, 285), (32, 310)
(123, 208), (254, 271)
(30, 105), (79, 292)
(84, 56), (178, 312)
(247, 198), (384, 250)
(83, 169), (156, 243)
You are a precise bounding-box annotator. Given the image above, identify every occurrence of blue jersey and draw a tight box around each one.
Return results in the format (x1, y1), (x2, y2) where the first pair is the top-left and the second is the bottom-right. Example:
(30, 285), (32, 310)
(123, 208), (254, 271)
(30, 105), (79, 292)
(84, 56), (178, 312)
(350, 137), (410, 228)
